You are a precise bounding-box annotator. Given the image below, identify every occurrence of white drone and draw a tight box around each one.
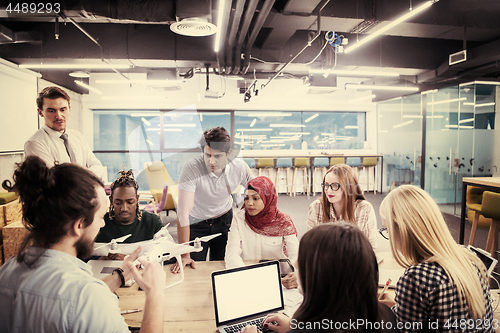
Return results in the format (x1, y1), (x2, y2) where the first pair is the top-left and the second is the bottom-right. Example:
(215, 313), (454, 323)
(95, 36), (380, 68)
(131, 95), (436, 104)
(93, 225), (221, 289)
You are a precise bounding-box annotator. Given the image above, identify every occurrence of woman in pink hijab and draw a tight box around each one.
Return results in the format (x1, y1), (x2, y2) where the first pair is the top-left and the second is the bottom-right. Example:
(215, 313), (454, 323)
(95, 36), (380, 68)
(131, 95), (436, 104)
(225, 176), (299, 287)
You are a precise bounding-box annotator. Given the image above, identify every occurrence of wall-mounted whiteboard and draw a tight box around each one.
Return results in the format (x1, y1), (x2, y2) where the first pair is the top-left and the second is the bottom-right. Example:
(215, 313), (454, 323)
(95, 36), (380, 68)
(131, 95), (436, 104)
(0, 62), (38, 153)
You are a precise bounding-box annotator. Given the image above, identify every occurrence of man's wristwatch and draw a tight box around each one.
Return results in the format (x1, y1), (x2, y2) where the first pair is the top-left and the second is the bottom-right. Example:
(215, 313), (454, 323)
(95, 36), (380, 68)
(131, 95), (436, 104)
(112, 268), (126, 288)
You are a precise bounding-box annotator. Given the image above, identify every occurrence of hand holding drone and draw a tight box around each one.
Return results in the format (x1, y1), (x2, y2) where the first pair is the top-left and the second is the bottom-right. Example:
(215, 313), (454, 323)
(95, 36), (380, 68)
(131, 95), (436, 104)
(133, 233), (222, 289)
(93, 226), (221, 289)
(93, 224), (174, 257)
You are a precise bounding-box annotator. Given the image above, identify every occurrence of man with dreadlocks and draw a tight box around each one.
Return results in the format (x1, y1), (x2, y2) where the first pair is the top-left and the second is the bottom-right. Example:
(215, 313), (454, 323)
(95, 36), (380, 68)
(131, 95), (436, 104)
(95, 168), (171, 260)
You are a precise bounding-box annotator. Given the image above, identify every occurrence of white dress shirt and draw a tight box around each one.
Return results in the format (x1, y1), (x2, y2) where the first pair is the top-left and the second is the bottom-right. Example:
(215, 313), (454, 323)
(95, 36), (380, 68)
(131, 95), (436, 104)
(24, 124), (105, 180)
(225, 209), (299, 269)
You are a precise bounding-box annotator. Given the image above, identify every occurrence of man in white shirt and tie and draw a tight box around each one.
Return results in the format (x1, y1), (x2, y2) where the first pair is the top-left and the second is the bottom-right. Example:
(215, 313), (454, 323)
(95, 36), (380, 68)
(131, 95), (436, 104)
(24, 86), (105, 180)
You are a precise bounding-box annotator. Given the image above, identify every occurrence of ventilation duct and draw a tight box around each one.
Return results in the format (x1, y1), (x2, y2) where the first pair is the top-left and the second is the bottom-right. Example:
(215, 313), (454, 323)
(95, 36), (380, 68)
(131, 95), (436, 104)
(170, 0), (217, 37)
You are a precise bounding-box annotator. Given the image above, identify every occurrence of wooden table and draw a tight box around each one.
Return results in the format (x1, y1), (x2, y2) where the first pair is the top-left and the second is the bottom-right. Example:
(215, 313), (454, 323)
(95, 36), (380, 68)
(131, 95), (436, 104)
(117, 261), (226, 331)
(117, 256), (403, 331)
(460, 177), (500, 244)
(117, 257), (500, 332)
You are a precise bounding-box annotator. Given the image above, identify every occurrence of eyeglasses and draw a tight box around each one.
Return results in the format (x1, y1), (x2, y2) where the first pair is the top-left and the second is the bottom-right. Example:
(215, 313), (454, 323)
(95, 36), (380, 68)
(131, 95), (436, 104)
(379, 227), (389, 240)
(321, 182), (341, 192)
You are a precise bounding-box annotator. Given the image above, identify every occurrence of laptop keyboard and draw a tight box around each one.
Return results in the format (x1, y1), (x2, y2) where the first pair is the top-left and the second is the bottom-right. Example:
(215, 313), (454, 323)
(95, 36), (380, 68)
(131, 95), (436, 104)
(224, 317), (265, 333)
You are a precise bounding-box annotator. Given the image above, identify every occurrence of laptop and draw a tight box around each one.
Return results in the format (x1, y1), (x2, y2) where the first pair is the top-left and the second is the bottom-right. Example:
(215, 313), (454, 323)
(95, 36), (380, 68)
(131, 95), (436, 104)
(212, 261), (285, 333)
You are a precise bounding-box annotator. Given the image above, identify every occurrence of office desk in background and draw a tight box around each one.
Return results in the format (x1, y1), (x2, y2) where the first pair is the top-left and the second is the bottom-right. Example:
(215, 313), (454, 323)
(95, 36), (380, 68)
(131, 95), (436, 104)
(241, 152), (384, 194)
(460, 177), (500, 244)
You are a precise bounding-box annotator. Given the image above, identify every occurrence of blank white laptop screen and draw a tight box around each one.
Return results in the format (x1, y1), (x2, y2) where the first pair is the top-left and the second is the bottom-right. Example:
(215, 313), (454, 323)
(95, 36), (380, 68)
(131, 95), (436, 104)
(212, 261), (284, 326)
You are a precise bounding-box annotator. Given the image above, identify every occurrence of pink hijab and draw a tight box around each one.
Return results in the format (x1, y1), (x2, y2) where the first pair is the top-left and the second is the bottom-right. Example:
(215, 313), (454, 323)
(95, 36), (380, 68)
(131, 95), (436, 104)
(243, 176), (297, 237)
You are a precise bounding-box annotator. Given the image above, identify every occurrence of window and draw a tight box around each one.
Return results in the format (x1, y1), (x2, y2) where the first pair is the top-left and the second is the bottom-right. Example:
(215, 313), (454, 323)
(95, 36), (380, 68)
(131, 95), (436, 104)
(94, 109), (367, 184)
(234, 111), (365, 150)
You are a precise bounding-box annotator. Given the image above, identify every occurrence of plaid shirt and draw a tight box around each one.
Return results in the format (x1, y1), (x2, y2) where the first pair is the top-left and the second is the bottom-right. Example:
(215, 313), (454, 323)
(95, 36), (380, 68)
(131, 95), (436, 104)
(306, 198), (377, 250)
(393, 261), (494, 333)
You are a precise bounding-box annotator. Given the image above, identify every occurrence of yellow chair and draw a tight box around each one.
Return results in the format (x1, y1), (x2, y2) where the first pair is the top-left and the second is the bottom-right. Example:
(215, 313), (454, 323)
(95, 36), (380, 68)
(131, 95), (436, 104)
(143, 161), (178, 216)
(256, 158), (275, 181)
(330, 157), (345, 166)
(292, 158), (311, 197)
(482, 191), (500, 258)
(362, 157), (378, 194)
(467, 186), (492, 246)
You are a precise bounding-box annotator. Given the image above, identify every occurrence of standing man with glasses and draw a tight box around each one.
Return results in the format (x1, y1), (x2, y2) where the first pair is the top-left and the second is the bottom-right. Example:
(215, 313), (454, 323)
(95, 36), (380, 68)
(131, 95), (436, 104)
(306, 164), (377, 250)
(24, 86), (105, 180)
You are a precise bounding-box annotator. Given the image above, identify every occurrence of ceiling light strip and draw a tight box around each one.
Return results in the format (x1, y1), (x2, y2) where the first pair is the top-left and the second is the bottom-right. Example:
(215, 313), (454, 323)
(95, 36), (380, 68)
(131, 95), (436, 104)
(236, 128), (273, 131)
(345, 1), (434, 54)
(305, 114), (319, 122)
(460, 81), (500, 87)
(214, 0), (226, 52)
(309, 69), (399, 77)
(427, 97), (466, 105)
(269, 124), (306, 128)
(279, 132), (310, 135)
(392, 120), (414, 129)
(20, 63), (131, 69)
(261, 144), (285, 147)
(346, 84), (419, 91)
(96, 79), (183, 85)
(463, 102), (495, 107)
(74, 80), (102, 94)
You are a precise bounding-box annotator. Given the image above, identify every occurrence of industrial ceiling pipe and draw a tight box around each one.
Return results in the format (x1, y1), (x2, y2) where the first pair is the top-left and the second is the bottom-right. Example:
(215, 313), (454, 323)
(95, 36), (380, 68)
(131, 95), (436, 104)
(241, 0), (276, 75)
(232, 0), (259, 74)
(222, 0), (246, 74)
(215, 0), (233, 74)
(261, 0), (330, 89)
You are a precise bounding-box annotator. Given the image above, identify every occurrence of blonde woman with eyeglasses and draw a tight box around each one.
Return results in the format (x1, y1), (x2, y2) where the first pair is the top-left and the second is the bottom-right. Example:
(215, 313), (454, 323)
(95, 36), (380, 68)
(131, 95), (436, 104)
(306, 164), (377, 250)
(379, 185), (494, 332)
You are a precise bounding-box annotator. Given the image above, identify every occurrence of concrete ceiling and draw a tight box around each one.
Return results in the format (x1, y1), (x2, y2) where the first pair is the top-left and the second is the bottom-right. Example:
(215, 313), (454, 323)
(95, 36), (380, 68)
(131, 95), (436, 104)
(1, 0), (500, 102)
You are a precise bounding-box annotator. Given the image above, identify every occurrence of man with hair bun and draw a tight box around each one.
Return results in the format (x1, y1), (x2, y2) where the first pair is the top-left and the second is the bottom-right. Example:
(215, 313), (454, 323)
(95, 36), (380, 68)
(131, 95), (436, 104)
(95, 167), (173, 260)
(0, 156), (164, 333)
(24, 86), (105, 180)
(171, 127), (253, 273)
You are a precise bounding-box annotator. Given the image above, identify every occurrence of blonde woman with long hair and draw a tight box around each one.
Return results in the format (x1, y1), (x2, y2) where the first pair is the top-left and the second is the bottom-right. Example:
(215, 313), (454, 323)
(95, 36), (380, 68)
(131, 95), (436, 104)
(307, 164), (377, 250)
(379, 185), (494, 332)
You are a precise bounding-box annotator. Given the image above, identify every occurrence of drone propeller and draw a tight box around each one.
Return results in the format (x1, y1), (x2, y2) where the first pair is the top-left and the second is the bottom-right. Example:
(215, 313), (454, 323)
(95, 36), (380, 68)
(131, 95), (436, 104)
(180, 233), (222, 246)
(94, 234), (132, 250)
(153, 223), (170, 240)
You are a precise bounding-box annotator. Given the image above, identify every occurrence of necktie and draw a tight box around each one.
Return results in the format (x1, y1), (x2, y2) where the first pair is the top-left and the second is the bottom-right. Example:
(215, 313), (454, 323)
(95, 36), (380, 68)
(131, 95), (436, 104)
(60, 133), (76, 163)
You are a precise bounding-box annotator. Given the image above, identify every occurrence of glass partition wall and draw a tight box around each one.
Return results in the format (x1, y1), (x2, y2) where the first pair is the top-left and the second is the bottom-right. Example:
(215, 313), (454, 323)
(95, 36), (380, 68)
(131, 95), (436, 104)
(93, 110), (231, 190)
(378, 82), (498, 215)
(378, 95), (422, 192)
(94, 109), (367, 190)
